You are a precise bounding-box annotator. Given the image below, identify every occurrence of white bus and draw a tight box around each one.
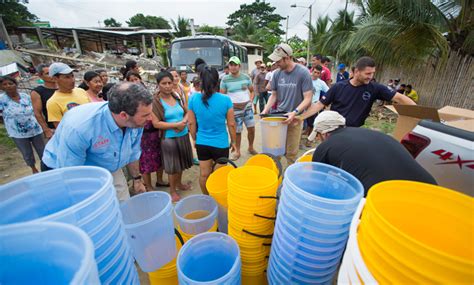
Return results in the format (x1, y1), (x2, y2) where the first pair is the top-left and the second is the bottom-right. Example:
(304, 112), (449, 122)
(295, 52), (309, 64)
(169, 35), (249, 77)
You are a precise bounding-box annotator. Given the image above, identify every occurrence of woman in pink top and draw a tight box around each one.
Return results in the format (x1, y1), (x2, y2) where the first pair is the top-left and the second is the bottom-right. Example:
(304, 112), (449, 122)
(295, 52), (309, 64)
(83, 71), (104, 102)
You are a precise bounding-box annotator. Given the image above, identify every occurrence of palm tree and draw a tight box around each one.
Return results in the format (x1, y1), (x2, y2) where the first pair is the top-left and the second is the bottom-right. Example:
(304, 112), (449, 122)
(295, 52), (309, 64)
(337, 0), (454, 67)
(321, 9), (358, 62)
(231, 16), (261, 43)
(306, 15), (330, 55)
(171, 16), (191, 38)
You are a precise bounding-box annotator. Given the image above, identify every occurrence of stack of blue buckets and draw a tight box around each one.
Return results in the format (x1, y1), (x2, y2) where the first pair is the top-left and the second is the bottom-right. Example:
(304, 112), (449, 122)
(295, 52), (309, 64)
(0, 166), (139, 284)
(268, 162), (363, 284)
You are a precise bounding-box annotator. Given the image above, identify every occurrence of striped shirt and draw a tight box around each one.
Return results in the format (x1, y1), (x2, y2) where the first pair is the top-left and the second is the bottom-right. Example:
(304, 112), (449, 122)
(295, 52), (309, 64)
(220, 73), (252, 104)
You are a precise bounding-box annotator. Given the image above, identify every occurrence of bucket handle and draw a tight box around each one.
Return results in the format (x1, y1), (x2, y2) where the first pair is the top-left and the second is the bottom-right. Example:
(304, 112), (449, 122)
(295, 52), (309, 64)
(174, 228), (185, 246)
(254, 213), (276, 220)
(263, 242), (272, 247)
(242, 229), (273, 239)
(262, 153), (283, 178)
(212, 157), (238, 171)
(259, 195), (279, 200)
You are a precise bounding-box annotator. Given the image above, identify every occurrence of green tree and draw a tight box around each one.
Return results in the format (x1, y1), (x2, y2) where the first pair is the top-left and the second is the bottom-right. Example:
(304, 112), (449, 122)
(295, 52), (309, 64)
(227, 0), (285, 35)
(320, 10), (358, 62)
(197, 25), (225, 36)
(103, 18), (122, 27)
(338, 0), (451, 67)
(171, 16), (191, 38)
(287, 36), (308, 59)
(155, 37), (169, 67)
(231, 16), (260, 43)
(126, 14), (171, 29)
(0, 1), (38, 30)
(307, 15), (331, 55)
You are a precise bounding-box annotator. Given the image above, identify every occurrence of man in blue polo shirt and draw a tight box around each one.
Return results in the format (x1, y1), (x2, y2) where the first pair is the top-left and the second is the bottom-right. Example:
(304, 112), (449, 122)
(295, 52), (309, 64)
(41, 82), (153, 201)
(302, 56), (415, 127)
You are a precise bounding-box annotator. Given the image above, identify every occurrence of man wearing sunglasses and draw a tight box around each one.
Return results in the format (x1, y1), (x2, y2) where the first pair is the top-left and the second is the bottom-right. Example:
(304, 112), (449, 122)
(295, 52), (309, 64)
(261, 43), (313, 165)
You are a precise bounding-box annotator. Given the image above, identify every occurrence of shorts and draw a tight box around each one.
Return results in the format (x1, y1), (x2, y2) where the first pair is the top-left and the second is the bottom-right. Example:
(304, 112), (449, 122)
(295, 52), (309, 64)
(234, 104), (255, 133)
(196, 145), (229, 162)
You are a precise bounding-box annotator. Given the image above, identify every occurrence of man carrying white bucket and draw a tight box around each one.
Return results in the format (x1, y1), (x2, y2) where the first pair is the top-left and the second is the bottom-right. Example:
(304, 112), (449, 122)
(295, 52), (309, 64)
(41, 82), (152, 201)
(261, 43), (313, 165)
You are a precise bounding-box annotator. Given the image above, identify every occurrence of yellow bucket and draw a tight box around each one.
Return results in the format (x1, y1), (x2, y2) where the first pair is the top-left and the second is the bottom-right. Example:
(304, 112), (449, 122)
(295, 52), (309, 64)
(245, 154), (280, 177)
(177, 220), (218, 243)
(359, 181), (474, 283)
(148, 236), (183, 285)
(297, 155), (313, 162)
(228, 166), (278, 193)
(228, 209), (275, 232)
(242, 272), (268, 285)
(206, 165), (234, 207)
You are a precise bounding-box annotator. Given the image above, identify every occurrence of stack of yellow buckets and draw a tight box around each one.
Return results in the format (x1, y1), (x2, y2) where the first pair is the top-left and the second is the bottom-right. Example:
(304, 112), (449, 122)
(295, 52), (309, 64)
(340, 180), (474, 284)
(227, 154), (280, 285)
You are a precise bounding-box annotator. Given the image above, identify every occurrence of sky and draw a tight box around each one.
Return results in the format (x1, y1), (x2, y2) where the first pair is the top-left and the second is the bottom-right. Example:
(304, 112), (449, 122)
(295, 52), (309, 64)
(26, 0), (359, 40)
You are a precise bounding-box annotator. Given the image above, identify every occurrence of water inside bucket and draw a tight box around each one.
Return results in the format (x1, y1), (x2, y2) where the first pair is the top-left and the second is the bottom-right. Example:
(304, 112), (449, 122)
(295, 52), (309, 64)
(184, 210), (210, 220)
(182, 250), (236, 282)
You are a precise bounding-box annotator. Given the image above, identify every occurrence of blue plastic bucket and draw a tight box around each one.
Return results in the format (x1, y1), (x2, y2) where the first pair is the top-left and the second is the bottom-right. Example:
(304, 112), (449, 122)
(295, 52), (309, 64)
(283, 162), (363, 210)
(0, 222), (100, 285)
(120, 191), (175, 272)
(0, 166), (138, 284)
(174, 194), (218, 235)
(177, 232), (241, 284)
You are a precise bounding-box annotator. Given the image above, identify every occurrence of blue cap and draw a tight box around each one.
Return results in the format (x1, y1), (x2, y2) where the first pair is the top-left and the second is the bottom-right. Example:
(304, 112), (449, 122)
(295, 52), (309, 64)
(337, 63), (346, 70)
(48, 62), (75, 77)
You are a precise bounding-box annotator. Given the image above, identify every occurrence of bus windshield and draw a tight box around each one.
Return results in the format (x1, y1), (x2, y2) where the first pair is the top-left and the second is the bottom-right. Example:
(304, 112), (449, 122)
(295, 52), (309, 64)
(171, 39), (223, 67)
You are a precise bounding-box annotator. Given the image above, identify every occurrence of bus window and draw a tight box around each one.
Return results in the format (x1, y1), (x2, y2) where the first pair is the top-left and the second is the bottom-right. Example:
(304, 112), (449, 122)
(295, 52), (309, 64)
(229, 43), (235, 57)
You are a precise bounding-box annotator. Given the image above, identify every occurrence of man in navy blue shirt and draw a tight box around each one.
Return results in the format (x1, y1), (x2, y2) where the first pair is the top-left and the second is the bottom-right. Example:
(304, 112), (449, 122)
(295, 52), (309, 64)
(302, 56), (415, 127)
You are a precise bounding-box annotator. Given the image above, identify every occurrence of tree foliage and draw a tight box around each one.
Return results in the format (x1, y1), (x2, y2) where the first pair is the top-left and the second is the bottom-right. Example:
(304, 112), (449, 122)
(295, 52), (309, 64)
(197, 25), (225, 36)
(103, 18), (122, 27)
(227, 0), (285, 35)
(0, 2), (38, 30)
(171, 16), (191, 38)
(227, 0), (284, 56)
(311, 0), (471, 68)
(126, 14), (171, 29)
(287, 36), (307, 58)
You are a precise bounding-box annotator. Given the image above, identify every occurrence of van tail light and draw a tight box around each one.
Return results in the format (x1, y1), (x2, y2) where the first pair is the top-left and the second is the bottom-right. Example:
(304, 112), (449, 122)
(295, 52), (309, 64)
(401, 132), (431, 158)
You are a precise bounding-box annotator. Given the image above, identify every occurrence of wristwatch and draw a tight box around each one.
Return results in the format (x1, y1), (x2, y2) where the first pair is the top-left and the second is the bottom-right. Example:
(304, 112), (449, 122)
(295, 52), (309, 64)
(293, 108), (300, 115)
(133, 175), (142, 181)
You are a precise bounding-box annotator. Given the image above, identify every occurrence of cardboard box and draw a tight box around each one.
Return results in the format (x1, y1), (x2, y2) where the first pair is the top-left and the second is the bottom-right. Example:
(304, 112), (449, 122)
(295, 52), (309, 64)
(385, 105), (474, 140)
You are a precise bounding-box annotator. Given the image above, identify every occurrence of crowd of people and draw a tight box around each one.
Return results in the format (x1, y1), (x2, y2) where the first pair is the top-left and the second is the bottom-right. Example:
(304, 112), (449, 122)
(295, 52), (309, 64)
(1, 41), (434, 201)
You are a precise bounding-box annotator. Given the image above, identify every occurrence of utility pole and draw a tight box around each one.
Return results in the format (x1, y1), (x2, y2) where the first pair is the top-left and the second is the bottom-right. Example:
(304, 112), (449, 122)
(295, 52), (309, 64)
(285, 16), (289, 42)
(0, 15), (14, 49)
(291, 4), (313, 64)
(307, 4), (312, 65)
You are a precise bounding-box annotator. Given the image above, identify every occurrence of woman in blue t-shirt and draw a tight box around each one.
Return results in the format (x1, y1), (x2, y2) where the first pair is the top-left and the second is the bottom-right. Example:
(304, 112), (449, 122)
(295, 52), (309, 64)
(187, 65), (237, 195)
(152, 71), (193, 202)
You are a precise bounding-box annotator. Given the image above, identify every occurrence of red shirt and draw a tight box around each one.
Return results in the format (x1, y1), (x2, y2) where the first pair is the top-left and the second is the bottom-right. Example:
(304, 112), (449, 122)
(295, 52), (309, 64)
(321, 65), (331, 83)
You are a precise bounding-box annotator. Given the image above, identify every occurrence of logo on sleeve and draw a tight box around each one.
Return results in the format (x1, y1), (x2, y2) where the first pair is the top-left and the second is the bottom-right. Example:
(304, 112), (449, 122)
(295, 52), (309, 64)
(362, 91), (372, 101)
